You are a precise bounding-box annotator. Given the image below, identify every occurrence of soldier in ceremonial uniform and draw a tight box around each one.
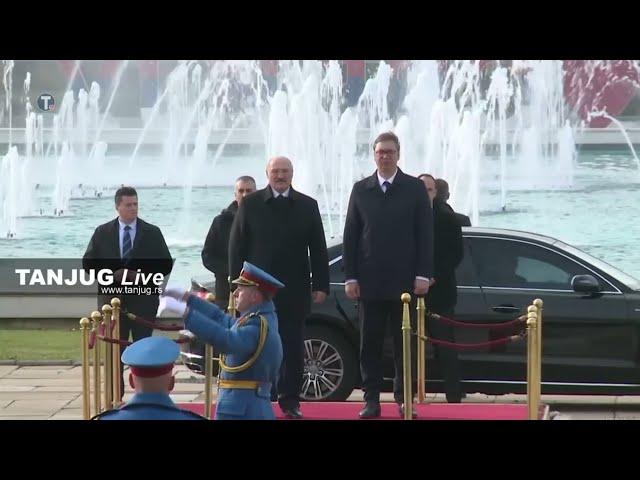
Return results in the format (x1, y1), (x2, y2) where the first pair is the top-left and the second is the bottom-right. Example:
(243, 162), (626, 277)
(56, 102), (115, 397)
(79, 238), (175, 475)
(160, 261), (284, 420)
(92, 336), (206, 420)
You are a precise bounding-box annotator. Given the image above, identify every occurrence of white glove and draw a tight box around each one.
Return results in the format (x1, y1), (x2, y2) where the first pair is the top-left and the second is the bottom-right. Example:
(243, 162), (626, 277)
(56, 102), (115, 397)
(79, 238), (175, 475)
(161, 285), (189, 301)
(157, 296), (187, 317)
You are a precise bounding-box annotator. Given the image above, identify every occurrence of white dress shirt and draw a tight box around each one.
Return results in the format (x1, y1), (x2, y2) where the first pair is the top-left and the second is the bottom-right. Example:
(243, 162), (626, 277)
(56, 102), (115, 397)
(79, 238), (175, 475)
(272, 187), (291, 198)
(377, 170), (398, 192)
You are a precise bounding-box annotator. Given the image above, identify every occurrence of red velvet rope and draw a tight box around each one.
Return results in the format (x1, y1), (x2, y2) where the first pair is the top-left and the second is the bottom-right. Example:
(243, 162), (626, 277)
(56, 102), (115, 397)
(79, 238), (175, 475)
(96, 335), (132, 347)
(88, 330), (97, 350)
(415, 332), (525, 350)
(88, 324), (106, 350)
(428, 313), (526, 329)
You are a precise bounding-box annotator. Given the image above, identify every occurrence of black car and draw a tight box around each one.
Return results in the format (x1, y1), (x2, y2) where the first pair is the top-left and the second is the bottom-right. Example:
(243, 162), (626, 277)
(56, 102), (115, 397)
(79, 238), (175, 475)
(301, 228), (640, 401)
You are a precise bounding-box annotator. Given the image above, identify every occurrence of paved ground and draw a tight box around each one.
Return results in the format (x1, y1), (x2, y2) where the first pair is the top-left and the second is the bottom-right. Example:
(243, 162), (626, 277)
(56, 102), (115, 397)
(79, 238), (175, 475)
(1, 364), (638, 420)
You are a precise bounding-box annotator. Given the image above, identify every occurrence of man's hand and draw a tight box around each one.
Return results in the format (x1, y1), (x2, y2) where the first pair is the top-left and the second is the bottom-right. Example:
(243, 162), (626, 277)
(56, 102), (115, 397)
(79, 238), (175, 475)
(345, 281), (360, 300)
(312, 291), (327, 303)
(414, 278), (430, 296)
(157, 296), (188, 317)
(161, 286), (189, 302)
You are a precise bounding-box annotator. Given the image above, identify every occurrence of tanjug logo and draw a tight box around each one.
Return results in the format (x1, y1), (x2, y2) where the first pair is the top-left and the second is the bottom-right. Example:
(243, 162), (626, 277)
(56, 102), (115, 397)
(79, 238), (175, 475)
(37, 93), (55, 112)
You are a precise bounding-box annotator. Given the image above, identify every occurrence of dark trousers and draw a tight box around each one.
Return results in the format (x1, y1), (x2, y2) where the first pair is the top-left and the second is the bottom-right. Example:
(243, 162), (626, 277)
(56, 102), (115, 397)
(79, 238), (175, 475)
(273, 294), (308, 409)
(117, 315), (153, 400)
(359, 298), (416, 404)
(428, 305), (462, 402)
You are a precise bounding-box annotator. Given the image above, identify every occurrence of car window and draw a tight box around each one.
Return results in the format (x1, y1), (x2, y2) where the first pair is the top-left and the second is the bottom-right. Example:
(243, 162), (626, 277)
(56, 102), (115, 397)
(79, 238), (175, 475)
(470, 237), (592, 290)
(516, 257), (569, 285)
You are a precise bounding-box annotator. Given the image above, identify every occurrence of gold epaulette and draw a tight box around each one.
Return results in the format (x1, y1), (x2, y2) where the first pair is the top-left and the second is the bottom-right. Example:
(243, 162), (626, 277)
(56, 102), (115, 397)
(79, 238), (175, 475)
(219, 314), (269, 373)
(237, 311), (259, 327)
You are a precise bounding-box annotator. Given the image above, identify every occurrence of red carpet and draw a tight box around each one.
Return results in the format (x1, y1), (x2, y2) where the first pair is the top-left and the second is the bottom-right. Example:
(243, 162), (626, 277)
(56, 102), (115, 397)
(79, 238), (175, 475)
(178, 402), (547, 420)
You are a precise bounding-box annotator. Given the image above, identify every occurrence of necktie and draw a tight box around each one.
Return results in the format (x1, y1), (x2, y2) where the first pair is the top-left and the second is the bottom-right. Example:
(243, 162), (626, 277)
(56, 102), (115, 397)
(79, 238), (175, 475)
(274, 195), (288, 207)
(382, 181), (391, 193)
(122, 225), (132, 259)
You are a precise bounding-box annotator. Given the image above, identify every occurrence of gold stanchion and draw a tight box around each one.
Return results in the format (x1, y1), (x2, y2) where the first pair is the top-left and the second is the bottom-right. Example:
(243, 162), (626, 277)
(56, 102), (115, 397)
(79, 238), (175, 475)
(80, 317), (91, 420)
(526, 305), (539, 420)
(401, 293), (413, 420)
(416, 297), (426, 404)
(534, 298), (543, 406)
(111, 298), (122, 406)
(204, 344), (213, 419)
(90, 311), (102, 415)
(102, 303), (114, 410)
(203, 291), (219, 419)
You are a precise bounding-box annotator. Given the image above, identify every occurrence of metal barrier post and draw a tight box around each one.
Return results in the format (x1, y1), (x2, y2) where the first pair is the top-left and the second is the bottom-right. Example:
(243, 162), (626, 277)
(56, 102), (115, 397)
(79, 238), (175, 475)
(526, 306), (539, 420)
(111, 298), (122, 406)
(534, 298), (543, 414)
(90, 311), (102, 415)
(401, 293), (413, 420)
(204, 343), (214, 419)
(416, 297), (426, 403)
(102, 304), (114, 410)
(80, 318), (91, 420)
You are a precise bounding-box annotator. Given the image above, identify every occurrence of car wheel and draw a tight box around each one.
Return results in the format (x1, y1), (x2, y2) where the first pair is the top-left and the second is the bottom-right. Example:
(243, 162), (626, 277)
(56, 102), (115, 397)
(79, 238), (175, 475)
(301, 324), (358, 401)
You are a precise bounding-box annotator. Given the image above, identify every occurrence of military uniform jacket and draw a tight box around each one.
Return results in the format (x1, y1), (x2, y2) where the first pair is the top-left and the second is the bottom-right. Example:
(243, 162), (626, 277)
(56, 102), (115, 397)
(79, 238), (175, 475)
(93, 392), (206, 420)
(184, 295), (283, 420)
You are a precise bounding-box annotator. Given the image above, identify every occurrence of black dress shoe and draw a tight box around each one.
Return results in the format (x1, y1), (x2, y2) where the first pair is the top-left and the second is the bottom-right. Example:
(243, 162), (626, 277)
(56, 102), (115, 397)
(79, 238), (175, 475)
(447, 392), (463, 403)
(398, 403), (418, 419)
(282, 406), (303, 419)
(359, 402), (381, 419)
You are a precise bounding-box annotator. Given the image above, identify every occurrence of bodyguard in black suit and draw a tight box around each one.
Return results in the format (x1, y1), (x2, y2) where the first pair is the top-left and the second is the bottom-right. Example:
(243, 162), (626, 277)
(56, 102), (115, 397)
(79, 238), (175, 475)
(420, 174), (463, 402)
(229, 156), (329, 419)
(343, 132), (433, 419)
(435, 178), (471, 227)
(82, 186), (173, 398)
(201, 176), (256, 309)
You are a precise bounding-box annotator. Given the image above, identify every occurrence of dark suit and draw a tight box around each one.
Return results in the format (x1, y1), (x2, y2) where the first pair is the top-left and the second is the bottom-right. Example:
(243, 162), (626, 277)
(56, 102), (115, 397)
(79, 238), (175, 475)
(201, 200), (238, 309)
(455, 212), (471, 227)
(426, 199), (464, 402)
(343, 168), (433, 403)
(441, 201), (471, 227)
(229, 186), (329, 409)
(82, 217), (173, 397)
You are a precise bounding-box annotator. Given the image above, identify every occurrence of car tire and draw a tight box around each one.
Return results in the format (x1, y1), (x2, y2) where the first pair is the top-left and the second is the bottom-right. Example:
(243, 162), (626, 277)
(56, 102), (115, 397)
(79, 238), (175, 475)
(302, 324), (358, 401)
